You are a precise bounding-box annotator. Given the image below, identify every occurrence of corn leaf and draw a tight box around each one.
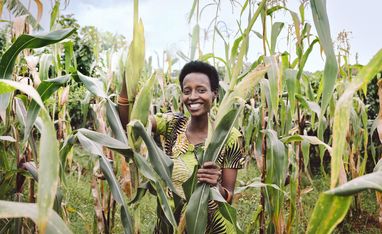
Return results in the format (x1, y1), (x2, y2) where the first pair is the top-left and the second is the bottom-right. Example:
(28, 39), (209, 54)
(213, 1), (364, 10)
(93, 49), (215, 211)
(310, 0), (338, 115)
(77, 71), (107, 98)
(129, 72), (157, 149)
(0, 79), (60, 233)
(327, 169), (382, 196)
(76, 132), (134, 234)
(185, 184), (210, 234)
(270, 22), (284, 54)
(129, 120), (176, 193)
(186, 100), (244, 234)
(37, 110), (60, 233)
(330, 49), (382, 188)
(0, 28), (75, 121)
(24, 75), (70, 140)
(106, 99), (128, 143)
(153, 181), (177, 230)
(306, 193), (352, 234)
(39, 54), (54, 81)
(281, 134), (332, 154)
(0, 201), (72, 234)
(125, 17), (145, 102)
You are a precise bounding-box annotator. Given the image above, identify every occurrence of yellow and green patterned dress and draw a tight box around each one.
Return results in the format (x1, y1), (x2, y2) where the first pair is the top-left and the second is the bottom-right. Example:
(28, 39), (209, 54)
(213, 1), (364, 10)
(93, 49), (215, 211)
(154, 112), (244, 234)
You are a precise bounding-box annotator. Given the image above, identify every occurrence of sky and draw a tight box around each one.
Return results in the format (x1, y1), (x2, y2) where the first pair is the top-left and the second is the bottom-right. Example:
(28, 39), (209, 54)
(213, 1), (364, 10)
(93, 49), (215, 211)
(2, 0), (382, 72)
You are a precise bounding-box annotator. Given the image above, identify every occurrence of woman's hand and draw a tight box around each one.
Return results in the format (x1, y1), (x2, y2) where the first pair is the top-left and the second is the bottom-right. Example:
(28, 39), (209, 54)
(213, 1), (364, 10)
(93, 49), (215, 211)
(197, 161), (221, 187)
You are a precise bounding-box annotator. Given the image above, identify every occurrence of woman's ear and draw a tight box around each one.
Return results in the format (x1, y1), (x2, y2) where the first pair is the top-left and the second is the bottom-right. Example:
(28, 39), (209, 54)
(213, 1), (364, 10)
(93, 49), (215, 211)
(212, 91), (218, 101)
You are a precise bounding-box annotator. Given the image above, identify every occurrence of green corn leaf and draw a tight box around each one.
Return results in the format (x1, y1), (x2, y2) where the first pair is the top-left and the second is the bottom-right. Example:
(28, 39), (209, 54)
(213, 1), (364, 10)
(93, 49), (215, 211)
(330, 49), (382, 188)
(218, 202), (243, 234)
(153, 181), (177, 230)
(0, 79), (45, 108)
(77, 128), (130, 155)
(265, 129), (288, 187)
(264, 56), (281, 122)
(106, 98), (129, 143)
(133, 152), (157, 182)
(270, 22), (284, 54)
(310, 0), (338, 115)
(0, 28), (74, 121)
(326, 171), (382, 196)
(128, 182), (150, 205)
(0, 201), (72, 234)
(39, 54), (53, 82)
(295, 93), (321, 117)
(125, 18), (145, 102)
(50, 0), (60, 29)
(0, 79), (60, 233)
(204, 102), (244, 163)
(186, 99), (245, 234)
(190, 24), (200, 60)
(306, 193), (352, 234)
(281, 135), (332, 154)
(24, 75), (70, 140)
(129, 120), (176, 193)
(185, 184), (210, 234)
(37, 110), (60, 233)
(0, 28), (75, 81)
(285, 69), (297, 114)
(128, 72), (157, 150)
(76, 132), (134, 234)
(77, 71), (107, 98)
(209, 188), (243, 234)
(296, 38), (319, 80)
(182, 166), (198, 201)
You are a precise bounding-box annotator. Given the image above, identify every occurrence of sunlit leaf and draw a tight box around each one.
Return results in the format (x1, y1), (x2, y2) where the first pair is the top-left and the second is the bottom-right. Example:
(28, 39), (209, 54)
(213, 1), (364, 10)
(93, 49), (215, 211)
(0, 201), (72, 234)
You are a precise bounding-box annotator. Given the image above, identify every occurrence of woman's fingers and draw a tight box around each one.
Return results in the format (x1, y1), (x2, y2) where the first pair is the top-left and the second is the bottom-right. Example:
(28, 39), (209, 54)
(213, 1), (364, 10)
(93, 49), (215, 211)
(202, 161), (219, 169)
(196, 161), (222, 186)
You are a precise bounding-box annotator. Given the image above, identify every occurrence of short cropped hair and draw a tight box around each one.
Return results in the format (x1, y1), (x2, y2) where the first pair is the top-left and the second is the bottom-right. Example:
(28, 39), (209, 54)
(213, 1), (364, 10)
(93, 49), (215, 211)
(178, 61), (219, 92)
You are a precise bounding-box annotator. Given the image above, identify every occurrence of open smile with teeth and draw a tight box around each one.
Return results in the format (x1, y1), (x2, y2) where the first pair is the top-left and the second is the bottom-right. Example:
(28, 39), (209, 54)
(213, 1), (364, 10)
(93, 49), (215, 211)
(188, 103), (202, 110)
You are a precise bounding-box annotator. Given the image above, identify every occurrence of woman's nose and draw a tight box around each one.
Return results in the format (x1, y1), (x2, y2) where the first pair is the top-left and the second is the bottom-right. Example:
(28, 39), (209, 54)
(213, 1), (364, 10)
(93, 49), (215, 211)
(189, 90), (198, 99)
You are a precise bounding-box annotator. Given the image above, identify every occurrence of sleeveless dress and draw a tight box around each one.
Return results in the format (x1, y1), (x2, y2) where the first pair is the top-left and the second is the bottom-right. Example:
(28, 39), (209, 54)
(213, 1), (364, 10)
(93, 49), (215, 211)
(154, 112), (244, 233)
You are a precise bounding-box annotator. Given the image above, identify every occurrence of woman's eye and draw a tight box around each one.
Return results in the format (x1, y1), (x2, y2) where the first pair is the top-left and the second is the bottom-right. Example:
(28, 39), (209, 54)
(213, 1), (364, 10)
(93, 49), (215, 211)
(183, 90), (191, 95)
(198, 88), (206, 93)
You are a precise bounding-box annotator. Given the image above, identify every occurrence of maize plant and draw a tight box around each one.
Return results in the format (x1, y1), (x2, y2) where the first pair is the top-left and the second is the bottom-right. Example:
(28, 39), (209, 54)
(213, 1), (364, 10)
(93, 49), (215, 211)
(1, 0), (382, 233)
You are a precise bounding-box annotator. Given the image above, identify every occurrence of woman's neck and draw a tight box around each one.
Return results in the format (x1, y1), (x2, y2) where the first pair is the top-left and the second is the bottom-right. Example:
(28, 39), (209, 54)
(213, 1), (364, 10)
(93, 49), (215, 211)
(189, 114), (209, 132)
(186, 114), (209, 144)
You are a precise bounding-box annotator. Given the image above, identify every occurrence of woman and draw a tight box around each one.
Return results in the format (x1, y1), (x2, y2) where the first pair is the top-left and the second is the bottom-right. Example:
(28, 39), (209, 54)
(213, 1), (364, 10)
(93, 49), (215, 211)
(118, 61), (243, 233)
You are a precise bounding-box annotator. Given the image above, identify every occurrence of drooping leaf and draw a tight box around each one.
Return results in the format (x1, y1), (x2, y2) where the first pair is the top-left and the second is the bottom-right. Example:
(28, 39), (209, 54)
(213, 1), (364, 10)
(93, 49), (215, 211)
(281, 134), (332, 154)
(270, 22), (284, 54)
(77, 71), (107, 98)
(129, 120), (176, 193)
(0, 28), (75, 120)
(106, 98), (128, 143)
(0, 201), (72, 234)
(306, 193), (352, 234)
(0, 28), (75, 81)
(24, 75), (70, 140)
(330, 49), (382, 188)
(76, 132), (134, 234)
(153, 181), (177, 230)
(4, 0), (43, 29)
(327, 171), (382, 196)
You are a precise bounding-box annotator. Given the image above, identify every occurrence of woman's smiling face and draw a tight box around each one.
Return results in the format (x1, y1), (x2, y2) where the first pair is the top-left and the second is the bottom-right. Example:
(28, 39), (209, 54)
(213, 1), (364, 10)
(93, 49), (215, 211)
(182, 72), (216, 117)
